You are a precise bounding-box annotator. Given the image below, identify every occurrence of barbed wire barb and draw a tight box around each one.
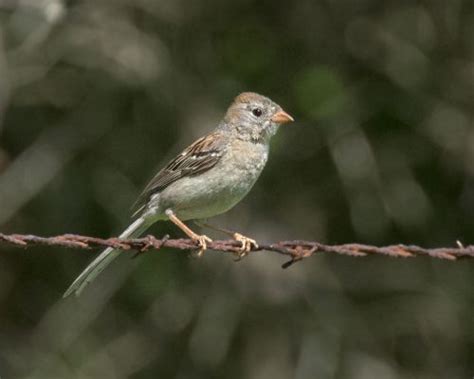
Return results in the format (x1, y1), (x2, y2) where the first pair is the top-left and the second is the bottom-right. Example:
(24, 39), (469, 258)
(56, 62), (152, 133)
(1, 233), (474, 268)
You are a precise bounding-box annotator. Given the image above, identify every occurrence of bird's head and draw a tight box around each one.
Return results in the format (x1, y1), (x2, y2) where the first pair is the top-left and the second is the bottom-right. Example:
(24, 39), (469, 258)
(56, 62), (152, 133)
(221, 92), (293, 142)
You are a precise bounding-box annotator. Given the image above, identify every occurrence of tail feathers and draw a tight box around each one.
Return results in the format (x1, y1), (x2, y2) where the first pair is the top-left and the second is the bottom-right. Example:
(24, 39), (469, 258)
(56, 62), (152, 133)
(63, 217), (150, 298)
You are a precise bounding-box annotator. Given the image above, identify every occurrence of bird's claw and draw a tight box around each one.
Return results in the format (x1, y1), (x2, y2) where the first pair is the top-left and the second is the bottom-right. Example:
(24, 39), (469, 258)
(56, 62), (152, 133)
(193, 234), (212, 257)
(233, 233), (258, 261)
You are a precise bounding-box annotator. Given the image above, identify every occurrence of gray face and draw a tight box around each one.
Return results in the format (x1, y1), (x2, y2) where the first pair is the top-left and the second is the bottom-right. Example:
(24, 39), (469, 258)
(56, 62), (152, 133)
(221, 92), (284, 143)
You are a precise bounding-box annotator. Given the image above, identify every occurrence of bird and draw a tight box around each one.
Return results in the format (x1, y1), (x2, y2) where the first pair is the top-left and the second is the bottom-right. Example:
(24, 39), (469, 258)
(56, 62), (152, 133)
(63, 92), (293, 297)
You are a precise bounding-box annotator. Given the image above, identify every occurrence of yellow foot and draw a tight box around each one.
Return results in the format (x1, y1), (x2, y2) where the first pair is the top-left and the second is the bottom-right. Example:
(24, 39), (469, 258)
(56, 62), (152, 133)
(192, 234), (213, 257)
(233, 233), (258, 260)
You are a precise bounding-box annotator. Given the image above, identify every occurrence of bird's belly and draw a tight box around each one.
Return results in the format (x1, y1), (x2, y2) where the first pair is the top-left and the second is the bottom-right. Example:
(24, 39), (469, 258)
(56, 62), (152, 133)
(159, 143), (268, 220)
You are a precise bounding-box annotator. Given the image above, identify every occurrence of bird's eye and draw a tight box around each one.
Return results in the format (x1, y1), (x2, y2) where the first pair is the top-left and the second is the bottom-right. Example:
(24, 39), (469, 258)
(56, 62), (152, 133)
(252, 107), (263, 117)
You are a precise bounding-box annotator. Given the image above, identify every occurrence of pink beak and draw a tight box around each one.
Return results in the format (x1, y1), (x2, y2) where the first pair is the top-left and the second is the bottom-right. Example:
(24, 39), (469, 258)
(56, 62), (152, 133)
(271, 110), (294, 124)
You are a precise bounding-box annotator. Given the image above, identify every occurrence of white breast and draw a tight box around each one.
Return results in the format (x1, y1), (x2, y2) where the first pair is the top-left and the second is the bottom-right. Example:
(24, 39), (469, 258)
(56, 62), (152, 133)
(221, 140), (269, 189)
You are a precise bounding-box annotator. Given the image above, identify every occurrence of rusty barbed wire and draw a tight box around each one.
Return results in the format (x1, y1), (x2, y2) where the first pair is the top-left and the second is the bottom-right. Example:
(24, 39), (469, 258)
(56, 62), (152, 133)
(1, 233), (474, 268)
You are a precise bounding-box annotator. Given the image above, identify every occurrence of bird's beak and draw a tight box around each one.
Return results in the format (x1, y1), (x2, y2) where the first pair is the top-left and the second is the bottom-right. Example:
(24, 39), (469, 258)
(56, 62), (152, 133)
(271, 109), (294, 124)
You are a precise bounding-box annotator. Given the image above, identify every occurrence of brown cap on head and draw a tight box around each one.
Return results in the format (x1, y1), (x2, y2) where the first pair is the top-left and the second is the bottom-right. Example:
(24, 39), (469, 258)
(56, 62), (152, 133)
(233, 92), (269, 104)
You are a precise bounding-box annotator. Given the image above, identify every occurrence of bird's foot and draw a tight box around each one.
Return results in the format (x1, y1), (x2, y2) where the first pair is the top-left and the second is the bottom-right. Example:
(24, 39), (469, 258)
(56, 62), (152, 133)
(192, 234), (213, 257)
(233, 233), (258, 261)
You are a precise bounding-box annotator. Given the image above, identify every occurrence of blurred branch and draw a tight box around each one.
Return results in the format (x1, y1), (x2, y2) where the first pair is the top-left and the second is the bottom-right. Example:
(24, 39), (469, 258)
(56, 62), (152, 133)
(1, 233), (473, 268)
(0, 94), (115, 226)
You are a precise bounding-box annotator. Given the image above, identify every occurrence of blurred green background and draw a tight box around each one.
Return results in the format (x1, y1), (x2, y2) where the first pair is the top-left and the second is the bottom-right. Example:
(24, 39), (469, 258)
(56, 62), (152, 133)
(0, 0), (473, 378)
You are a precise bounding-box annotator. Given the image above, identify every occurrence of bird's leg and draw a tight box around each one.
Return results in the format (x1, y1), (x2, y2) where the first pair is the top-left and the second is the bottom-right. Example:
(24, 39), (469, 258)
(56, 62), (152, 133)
(194, 220), (258, 260)
(165, 209), (212, 256)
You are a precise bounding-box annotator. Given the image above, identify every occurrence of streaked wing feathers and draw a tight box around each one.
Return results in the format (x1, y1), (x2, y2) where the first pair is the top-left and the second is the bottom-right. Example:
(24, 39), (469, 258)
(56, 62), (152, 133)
(132, 132), (226, 216)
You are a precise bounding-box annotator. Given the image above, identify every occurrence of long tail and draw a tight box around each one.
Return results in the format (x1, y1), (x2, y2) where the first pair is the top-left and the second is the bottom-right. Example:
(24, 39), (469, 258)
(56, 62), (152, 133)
(63, 217), (151, 298)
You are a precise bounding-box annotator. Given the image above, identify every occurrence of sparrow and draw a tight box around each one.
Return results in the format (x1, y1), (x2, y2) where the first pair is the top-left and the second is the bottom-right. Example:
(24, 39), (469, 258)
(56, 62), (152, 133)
(63, 92), (294, 297)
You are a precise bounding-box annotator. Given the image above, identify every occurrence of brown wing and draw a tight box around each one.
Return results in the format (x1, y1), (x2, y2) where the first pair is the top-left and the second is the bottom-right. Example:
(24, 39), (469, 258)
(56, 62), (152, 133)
(132, 132), (227, 216)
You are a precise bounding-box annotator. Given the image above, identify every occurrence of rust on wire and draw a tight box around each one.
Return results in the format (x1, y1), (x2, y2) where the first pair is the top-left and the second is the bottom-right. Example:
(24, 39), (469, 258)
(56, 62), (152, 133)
(0, 233), (473, 266)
